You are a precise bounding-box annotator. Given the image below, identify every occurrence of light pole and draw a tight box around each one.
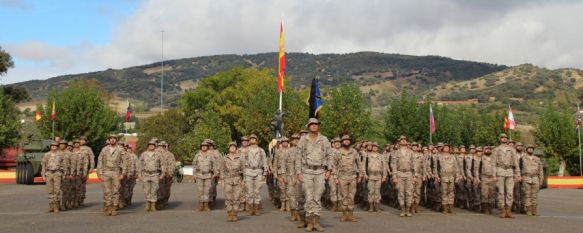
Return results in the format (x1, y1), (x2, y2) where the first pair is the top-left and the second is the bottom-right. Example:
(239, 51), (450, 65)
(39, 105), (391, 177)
(160, 30), (165, 114)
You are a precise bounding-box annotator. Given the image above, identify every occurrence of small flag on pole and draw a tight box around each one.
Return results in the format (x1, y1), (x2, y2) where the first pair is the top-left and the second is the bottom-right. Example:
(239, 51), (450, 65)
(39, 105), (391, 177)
(50, 101), (56, 122)
(308, 77), (323, 118)
(125, 101), (133, 122)
(429, 105), (436, 134)
(35, 111), (42, 122)
(504, 105), (516, 131)
(277, 21), (286, 93)
(576, 106), (581, 133)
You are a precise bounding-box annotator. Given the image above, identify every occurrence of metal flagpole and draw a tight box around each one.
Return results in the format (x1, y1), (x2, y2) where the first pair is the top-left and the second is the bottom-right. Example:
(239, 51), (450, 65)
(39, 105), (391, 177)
(578, 103), (582, 176)
(429, 104), (432, 145)
(52, 121), (55, 140)
(160, 30), (164, 114)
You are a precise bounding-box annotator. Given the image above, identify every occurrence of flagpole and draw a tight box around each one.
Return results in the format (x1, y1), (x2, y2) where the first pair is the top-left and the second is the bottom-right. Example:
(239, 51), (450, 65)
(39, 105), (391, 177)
(429, 104), (433, 145)
(52, 120), (55, 140)
(578, 103), (582, 176)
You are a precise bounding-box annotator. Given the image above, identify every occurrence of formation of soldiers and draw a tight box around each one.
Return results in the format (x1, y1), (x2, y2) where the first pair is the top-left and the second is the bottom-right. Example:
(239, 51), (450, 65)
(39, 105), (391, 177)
(41, 118), (545, 231)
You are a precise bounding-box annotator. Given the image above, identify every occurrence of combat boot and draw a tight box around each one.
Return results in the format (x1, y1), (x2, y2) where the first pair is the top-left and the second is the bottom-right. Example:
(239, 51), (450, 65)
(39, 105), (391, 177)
(533, 204), (539, 216)
(340, 211), (348, 222)
(348, 211), (358, 222)
(368, 202), (374, 212)
(285, 201), (291, 212)
(449, 204), (456, 214)
(233, 210), (239, 222)
(313, 215), (325, 232)
(405, 206), (413, 217)
(305, 215), (314, 232)
(144, 202), (150, 212)
(198, 201), (203, 211)
(254, 204), (261, 216)
(110, 205), (118, 216)
(297, 212), (307, 228)
(47, 203), (54, 213)
(280, 201), (286, 211)
(247, 203), (254, 216)
(104, 206), (112, 216)
(526, 206), (532, 216)
(400, 205), (407, 217)
(499, 207), (506, 218)
(151, 202), (157, 212)
(227, 211), (233, 222)
(331, 201), (338, 212)
(506, 207), (514, 218)
(442, 204), (448, 214)
(290, 210), (298, 221)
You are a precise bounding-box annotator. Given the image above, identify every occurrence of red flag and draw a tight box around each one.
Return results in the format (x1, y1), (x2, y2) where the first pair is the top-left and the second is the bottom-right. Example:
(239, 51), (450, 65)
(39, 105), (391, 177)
(504, 105), (516, 131)
(125, 101), (133, 122)
(429, 105), (436, 134)
(35, 111), (42, 122)
(277, 21), (286, 93)
(50, 101), (56, 122)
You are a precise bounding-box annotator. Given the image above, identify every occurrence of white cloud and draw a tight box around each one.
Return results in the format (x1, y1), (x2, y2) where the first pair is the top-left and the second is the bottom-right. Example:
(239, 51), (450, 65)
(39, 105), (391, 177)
(4, 0), (583, 84)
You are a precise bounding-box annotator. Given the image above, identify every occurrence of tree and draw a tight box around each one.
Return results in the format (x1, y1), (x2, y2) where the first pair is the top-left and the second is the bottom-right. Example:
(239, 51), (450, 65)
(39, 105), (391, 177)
(36, 80), (120, 154)
(320, 84), (372, 141)
(0, 88), (20, 148)
(383, 91), (426, 144)
(0, 46), (14, 76)
(136, 109), (190, 156)
(535, 105), (578, 176)
(175, 111), (231, 163)
(2, 86), (30, 103)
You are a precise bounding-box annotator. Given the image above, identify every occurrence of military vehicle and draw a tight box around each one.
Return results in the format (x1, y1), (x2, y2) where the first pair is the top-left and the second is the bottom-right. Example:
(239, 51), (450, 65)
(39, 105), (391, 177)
(15, 139), (52, 185)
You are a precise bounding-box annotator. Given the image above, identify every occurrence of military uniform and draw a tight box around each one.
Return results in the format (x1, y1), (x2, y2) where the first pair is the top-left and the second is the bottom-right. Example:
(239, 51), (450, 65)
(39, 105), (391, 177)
(72, 140), (89, 208)
(365, 143), (387, 213)
(208, 140), (222, 206)
(138, 140), (165, 212)
(192, 141), (217, 211)
(328, 137), (341, 211)
(287, 134), (301, 221)
(122, 146), (138, 207)
(79, 136), (95, 205)
(41, 142), (68, 213)
(477, 147), (496, 214)
(493, 134), (521, 218)
(436, 144), (460, 214)
(521, 145), (543, 216)
(471, 147), (483, 211)
(390, 136), (416, 217)
(331, 135), (362, 222)
(237, 136), (250, 211)
(156, 141), (175, 210)
(97, 135), (127, 216)
(243, 134), (268, 215)
(222, 142), (245, 222)
(273, 137), (292, 212)
(60, 141), (77, 210)
(411, 143), (426, 213)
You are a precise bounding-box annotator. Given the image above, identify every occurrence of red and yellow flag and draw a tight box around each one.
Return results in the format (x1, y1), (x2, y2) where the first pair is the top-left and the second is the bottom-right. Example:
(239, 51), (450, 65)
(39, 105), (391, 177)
(277, 21), (286, 93)
(34, 111), (42, 122)
(50, 101), (56, 122)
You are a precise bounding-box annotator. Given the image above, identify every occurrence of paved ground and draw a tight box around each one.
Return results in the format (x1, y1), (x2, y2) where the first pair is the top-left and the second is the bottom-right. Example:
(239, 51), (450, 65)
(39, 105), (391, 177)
(0, 182), (582, 233)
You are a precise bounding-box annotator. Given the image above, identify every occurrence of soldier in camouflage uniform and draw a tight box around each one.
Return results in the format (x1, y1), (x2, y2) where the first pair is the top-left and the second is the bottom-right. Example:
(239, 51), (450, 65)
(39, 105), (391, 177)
(273, 137), (292, 211)
(97, 134), (127, 216)
(58, 140), (74, 210)
(295, 130), (310, 229)
(138, 140), (165, 212)
(411, 142), (426, 213)
(288, 134), (301, 221)
(244, 134), (268, 216)
(193, 140), (218, 212)
(391, 136), (416, 217)
(72, 140), (89, 208)
(435, 143), (461, 214)
(222, 141), (245, 222)
(156, 141), (175, 210)
(465, 145), (477, 211)
(331, 135), (362, 222)
(493, 134), (522, 218)
(521, 145), (543, 216)
(364, 142), (387, 213)
(78, 136), (94, 206)
(296, 118), (331, 232)
(477, 146), (496, 215)
(471, 146), (483, 211)
(118, 142), (130, 209)
(42, 142), (67, 213)
(327, 137), (341, 211)
(453, 146), (466, 209)
(237, 136), (250, 211)
(123, 144), (138, 207)
(208, 140), (221, 207)
(513, 142), (525, 213)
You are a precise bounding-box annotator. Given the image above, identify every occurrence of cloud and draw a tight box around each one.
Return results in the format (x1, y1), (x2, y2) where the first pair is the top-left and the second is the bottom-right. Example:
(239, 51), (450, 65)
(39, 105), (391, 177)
(4, 0), (583, 84)
(0, 0), (32, 10)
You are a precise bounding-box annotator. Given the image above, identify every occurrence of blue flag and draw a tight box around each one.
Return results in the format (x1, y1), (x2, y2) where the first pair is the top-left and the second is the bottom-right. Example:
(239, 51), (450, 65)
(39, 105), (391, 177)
(308, 77), (323, 118)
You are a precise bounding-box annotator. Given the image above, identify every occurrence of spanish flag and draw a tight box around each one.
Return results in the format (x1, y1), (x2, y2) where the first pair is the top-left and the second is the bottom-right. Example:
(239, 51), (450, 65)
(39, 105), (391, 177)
(277, 21), (286, 93)
(50, 101), (56, 122)
(35, 111), (42, 122)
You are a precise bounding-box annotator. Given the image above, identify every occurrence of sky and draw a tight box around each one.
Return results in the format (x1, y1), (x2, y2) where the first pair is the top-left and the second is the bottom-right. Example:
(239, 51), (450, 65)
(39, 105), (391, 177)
(1, 0), (583, 84)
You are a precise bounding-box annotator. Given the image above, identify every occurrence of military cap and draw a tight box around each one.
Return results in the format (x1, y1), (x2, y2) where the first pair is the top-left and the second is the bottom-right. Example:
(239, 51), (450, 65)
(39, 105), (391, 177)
(73, 139), (80, 144)
(411, 141), (419, 146)
(333, 137), (341, 143)
(499, 133), (508, 139)
(151, 137), (159, 142)
(249, 134), (258, 140)
(341, 135), (351, 141)
(476, 147), (483, 151)
(280, 137), (289, 142)
(307, 118), (321, 126)
(291, 133), (301, 139)
(371, 142), (379, 147)
(51, 141), (59, 146)
(207, 139), (215, 145)
(459, 145), (466, 149)
(442, 143), (450, 147)
(422, 146), (428, 150)
(79, 136), (87, 140)
(228, 141), (237, 147)
(240, 136), (249, 141)
(300, 129), (309, 134)
(398, 135), (408, 141)
(159, 141), (168, 146)
(469, 145), (476, 149)
(67, 141), (73, 146)
(108, 134), (118, 139)
(515, 142), (523, 147)
(526, 144), (535, 149)
(484, 146), (492, 150)
(147, 140), (157, 146)
(508, 140), (515, 144)
(436, 142), (444, 148)
(59, 140), (68, 144)
(200, 141), (210, 146)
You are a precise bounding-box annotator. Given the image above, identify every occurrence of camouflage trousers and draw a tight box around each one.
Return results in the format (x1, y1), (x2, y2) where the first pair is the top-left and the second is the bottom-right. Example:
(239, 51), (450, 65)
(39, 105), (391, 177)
(412, 176), (423, 205)
(276, 176), (288, 201)
(522, 176), (540, 207)
(339, 178), (357, 211)
(396, 175), (414, 208)
(45, 172), (62, 204)
(433, 179), (442, 206)
(302, 172), (326, 216)
(329, 179), (339, 203)
(480, 176), (496, 204)
(367, 179), (382, 203)
(101, 171), (122, 207)
(496, 176), (515, 208)
(286, 175), (298, 209)
(245, 175), (263, 204)
(224, 177), (243, 212)
(120, 176), (136, 206)
(441, 179), (455, 205)
(142, 173), (160, 202)
(196, 177), (212, 202)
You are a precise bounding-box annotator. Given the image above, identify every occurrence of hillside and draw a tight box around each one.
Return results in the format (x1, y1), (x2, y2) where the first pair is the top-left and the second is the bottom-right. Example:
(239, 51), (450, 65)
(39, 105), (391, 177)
(10, 52), (505, 110)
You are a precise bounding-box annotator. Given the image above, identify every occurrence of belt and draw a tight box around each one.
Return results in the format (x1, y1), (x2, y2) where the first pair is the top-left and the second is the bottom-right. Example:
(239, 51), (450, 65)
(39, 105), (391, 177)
(143, 170), (160, 174)
(523, 174), (539, 177)
(398, 170), (412, 172)
(307, 165), (325, 170)
(46, 170), (62, 173)
(369, 171), (382, 176)
(497, 164), (513, 169)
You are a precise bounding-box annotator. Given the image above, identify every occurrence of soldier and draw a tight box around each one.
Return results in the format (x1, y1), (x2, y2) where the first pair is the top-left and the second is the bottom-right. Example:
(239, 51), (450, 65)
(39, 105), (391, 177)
(453, 146), (466, 209)
(435, 143), (461, 214)
(157, 141), (175, 210)
(58, 140), (74, 210)
(471, 146), (483, 211)
(296, 118), (331, 232)
(391, 136), (416, 217)
(124, 144), (138, 207)
(72, 140), (89, 209)
(237, 136), (250, 211)
(430, 145), (442, 211)
(513, 142), (526, 213)
(273, 137), (291, 211)
(411, 142), (426, 213)
(208, 140), (222, 206)
(41, 142), (67, 213)
(288, 134), (301, 221)
(493, 133), (522, 218)
(331, 135), (362, 222)
(521, 145), (543, 216)
(328, 137), (341, 211)
(244, 134), (268, 216)
(78, 136), (95, 206)
(138, 140), (165, 212)
(364, 142), (387, 213)
(465, 145), (477, 211)
(192, 140), (218, 212)
(477, 146), (496, 215)
(97, 134), (127, 216)
(222, 141), (245, 222)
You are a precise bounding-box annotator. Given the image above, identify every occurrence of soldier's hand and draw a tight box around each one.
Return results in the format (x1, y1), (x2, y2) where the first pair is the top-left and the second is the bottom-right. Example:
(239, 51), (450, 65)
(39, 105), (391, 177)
(261, 175), (266, 181)
(493, 176), (497, 182)
(335, 179), (339, 184)
(392, 178), (397, 184)
(298, 174), (304, 182)
(382, 177), (387, 182)
(325, 171), (331, 180)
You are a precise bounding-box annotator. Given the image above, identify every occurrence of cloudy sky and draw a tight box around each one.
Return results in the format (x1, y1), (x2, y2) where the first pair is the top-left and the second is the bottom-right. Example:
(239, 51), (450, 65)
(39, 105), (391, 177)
(1, 0), (583, 84)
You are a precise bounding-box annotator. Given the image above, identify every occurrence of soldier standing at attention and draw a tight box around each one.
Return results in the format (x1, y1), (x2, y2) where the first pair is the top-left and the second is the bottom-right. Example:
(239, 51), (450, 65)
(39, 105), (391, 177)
(288, 134), (301, 221)
(156, 141), (175, 210)
(237, 136), (250, 211)
(328, 137), (341, 212)
(435, 143), (460, 214)
(244, 134), (268, 216)
(477, 146), (496, 215)
(97, 134), (127, 216)
(222, 141), (245, 222)
(332, 135), (362, 222)
(208, 140), (221, 207)
(364, 142), (387, 213)
(521, 145), (543, 216)
(411, 142), (426, 214)
(513, 142), (526, 213)
(296, 118), (331, 232)
(138, 140), (165, 212)
(493, 133), (522, 218)
(58, 140), (74, 210)
(192, 140), (217, 212)
(42, 142), (67, 213)
(78, 136), (94, 206)
(273, 137), (292, 212)
(471, 146), (483, 211)
(124, 144), (138, 207)
(391, 136), (416, 217)
(72, 140), (88, 208)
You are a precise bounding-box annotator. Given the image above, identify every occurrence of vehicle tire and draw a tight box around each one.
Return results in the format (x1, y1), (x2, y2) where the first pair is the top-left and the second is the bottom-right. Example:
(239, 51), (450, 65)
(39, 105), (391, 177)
(16, 163), (22, 184)
(24, 163), (34, 185)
